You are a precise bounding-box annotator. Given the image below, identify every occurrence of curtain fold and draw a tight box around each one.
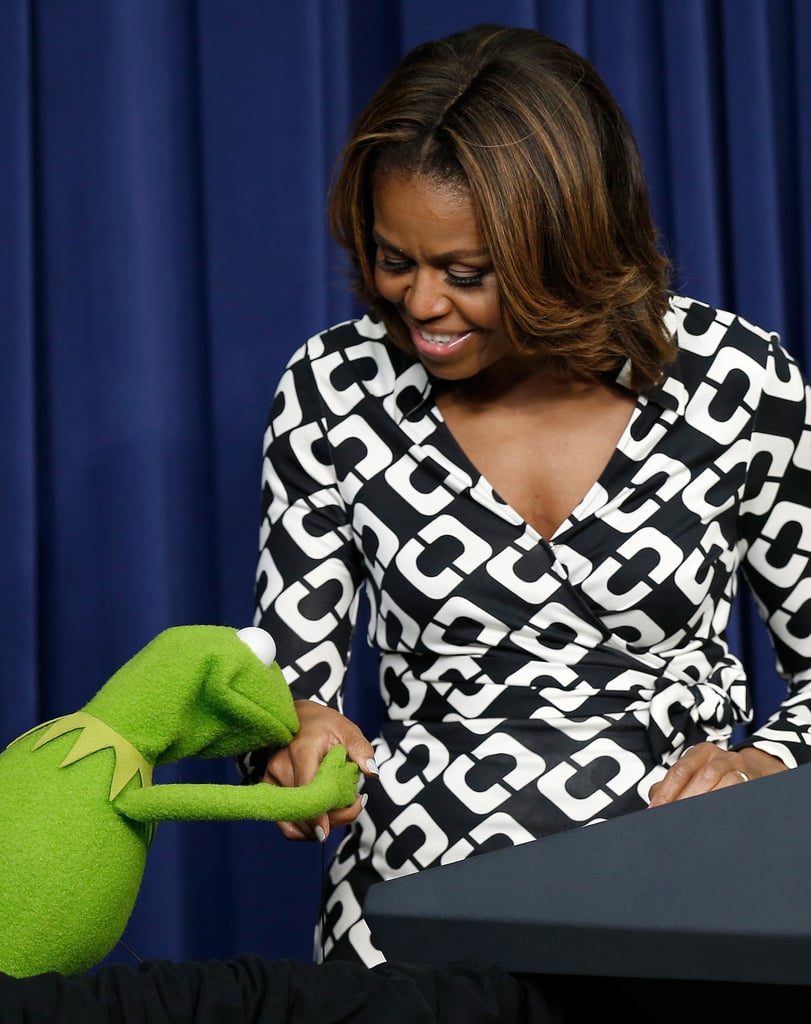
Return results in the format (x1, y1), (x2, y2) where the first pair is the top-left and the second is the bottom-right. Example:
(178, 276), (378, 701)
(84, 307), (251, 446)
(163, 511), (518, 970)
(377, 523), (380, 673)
(2, 0), (808, 966)
(30, 1), (218, 706)
(1, 3), (38, 738)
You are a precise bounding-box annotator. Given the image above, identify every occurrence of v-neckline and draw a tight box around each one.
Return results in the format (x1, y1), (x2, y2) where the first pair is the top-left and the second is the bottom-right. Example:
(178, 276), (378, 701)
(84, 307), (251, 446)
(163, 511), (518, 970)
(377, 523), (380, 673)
(426, 384), (644, 543)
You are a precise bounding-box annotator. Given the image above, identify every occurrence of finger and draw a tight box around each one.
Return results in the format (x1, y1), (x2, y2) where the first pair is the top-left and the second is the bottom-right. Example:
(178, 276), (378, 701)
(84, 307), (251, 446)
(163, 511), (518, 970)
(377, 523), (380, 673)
(276, 820), (317, 842)
(650, 750), (747, 806)
(310, 811), (330, 844)
(648, 780), (676, 807)
(337, 731), (379, 776)
(647, 759), (703, 806)
(360, 753), (380, 777)
(309, 772), (372, 839)
(715, 767), (751, 790)
(676, 752), (753, 799)
(264, 749), (295, 788)
(343, 746), (379, 777)
(327, 793), (368, 829)
(648, 742), (727, 807)
(647, 766), (694, 807)
(289, 742), (330, 788)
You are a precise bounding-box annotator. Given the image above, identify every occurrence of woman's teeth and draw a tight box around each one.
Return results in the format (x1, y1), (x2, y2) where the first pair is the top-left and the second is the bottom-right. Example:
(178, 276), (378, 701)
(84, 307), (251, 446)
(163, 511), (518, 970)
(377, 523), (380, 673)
(419, 329), (465, 346)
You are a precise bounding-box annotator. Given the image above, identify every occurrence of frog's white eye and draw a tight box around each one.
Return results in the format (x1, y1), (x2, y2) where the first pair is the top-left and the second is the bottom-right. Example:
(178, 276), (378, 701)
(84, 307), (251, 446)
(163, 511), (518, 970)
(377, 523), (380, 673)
(236, 627), (277, 667)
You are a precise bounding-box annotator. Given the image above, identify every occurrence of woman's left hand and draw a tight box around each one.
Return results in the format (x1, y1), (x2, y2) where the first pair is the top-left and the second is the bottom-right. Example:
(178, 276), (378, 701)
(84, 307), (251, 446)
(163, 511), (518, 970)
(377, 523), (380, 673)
(648, 742), (787, 807)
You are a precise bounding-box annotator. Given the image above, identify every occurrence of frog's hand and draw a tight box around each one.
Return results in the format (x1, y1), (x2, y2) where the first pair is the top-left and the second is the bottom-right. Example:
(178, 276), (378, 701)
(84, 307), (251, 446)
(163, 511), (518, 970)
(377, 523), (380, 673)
(113, 745), (360, 823)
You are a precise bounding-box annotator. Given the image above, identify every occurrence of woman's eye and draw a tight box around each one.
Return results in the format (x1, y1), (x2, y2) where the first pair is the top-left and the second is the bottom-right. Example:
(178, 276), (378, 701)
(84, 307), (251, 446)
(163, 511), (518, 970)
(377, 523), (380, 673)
(375, 251), (412, 274)
(374, 249), (488, 288)
(446, 270), (484, 288)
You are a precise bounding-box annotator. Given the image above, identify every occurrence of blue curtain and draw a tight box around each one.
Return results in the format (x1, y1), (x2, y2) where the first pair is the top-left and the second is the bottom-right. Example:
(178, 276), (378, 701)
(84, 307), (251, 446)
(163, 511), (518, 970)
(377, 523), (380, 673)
(2, 0), (808, 965)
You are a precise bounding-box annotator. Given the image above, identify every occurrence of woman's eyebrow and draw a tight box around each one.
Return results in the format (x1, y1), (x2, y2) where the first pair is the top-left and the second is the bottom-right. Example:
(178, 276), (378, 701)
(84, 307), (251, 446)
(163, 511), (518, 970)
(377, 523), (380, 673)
(372, 230), (407, 255)
(372, 229), (488, 263)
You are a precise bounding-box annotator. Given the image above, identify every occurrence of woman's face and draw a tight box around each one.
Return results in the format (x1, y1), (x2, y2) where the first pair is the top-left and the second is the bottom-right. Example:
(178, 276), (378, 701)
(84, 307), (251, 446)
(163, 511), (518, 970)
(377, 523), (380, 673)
(372, 172), (518, 382)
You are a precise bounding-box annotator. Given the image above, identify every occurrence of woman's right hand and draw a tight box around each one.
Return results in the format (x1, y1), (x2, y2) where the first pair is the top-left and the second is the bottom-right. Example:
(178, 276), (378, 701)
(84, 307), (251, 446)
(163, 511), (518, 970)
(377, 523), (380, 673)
(263, 699), (378, 843)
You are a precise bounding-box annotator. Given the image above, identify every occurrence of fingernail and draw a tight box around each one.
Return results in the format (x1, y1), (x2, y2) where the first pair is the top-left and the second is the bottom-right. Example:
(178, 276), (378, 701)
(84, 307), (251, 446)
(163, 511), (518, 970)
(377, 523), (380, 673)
(365, 758), (379, 775)
(315, 826), (326, 844)
(361, 793), (368, 809)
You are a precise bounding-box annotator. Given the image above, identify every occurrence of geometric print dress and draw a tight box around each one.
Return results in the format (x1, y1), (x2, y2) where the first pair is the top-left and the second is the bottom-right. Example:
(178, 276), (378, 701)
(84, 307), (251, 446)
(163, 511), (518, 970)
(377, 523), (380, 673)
(249, 294), (811, 966)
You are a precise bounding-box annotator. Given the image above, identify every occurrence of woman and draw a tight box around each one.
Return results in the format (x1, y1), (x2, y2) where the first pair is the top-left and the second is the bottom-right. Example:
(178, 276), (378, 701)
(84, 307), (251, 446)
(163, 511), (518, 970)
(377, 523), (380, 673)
(242, 24), (810, 966)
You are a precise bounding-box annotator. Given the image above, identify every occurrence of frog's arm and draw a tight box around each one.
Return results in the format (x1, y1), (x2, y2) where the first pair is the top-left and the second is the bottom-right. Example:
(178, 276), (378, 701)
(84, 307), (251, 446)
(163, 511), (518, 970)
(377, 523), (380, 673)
(113, 745), (359, 823)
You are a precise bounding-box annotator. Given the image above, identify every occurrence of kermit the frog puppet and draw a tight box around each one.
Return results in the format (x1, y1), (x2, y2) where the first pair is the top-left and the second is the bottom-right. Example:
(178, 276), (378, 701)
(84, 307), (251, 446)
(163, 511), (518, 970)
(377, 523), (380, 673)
(0, 624), (359, 978)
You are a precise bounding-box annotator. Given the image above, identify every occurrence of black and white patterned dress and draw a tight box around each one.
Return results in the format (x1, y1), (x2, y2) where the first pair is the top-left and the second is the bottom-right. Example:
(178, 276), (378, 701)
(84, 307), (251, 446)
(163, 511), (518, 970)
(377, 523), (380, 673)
(252, 294), (811, 966)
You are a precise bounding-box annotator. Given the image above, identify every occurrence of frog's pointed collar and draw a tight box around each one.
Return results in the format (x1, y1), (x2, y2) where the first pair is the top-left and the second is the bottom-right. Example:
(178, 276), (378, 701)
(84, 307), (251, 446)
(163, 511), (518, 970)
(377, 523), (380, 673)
(19, 712), (154, 800)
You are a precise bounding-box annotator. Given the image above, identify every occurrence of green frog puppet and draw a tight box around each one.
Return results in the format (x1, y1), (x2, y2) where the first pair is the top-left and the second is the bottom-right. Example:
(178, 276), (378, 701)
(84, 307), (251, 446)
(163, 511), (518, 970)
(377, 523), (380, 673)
(0, 625), (359, 978)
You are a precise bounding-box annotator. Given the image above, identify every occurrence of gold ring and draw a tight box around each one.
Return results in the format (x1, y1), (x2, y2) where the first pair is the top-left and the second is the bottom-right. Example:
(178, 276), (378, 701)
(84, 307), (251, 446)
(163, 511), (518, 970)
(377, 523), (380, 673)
(735, 770), (749, 783)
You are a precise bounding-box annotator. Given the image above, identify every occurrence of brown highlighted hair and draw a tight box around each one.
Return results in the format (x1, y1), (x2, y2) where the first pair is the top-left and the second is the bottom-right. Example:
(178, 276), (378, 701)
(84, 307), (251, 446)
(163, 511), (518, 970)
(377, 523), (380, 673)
(328, 23), (674, 391)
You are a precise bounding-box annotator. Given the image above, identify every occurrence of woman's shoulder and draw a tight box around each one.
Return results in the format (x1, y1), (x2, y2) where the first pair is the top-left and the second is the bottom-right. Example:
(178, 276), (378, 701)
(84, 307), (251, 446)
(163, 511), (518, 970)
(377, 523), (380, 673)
(317, 312), (388, 344)
(666, 293), (779, 362)
(299, 313), (392, 358)
(658, 293), (805, 411)
(283, 313), (427, 413)
(282, 313), (401, 369)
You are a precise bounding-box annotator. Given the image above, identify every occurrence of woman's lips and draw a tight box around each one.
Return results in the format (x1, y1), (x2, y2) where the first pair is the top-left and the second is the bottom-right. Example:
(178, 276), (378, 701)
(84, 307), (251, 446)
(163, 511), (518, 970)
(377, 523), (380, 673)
(409, 321), (474, 358)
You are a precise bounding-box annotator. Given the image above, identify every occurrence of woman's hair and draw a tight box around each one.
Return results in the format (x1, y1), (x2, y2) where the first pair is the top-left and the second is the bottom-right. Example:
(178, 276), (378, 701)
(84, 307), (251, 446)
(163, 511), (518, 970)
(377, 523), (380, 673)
(328, 23), (674, 391)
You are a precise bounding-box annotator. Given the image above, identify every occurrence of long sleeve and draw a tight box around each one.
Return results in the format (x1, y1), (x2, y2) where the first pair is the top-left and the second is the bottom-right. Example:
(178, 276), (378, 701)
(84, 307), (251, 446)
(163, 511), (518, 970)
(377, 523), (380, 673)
(735, 332), (811, 765)
(254, 339), (365, 710)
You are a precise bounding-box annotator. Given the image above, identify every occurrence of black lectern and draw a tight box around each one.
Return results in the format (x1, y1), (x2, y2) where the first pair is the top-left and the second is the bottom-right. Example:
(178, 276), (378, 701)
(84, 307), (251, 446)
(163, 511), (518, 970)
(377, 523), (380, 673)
(366, 764), (811, 990)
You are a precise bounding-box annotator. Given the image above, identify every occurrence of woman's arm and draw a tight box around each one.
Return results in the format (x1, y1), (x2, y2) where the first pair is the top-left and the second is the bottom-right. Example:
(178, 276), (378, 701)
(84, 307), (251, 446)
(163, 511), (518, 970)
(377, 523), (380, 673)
(652, 335), (811, 806)
(249, 338), (376, 839)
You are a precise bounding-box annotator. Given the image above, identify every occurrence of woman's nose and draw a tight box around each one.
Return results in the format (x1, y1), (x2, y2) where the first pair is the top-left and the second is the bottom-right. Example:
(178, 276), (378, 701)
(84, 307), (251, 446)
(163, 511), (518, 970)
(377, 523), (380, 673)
(404, 269), (452, 321)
